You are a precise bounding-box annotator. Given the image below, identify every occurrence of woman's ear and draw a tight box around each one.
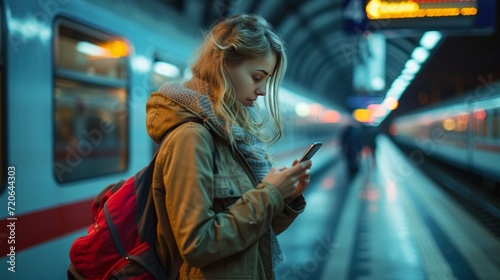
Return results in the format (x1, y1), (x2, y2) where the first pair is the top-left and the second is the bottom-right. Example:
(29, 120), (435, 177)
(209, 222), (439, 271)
(223, 63), (234, 82)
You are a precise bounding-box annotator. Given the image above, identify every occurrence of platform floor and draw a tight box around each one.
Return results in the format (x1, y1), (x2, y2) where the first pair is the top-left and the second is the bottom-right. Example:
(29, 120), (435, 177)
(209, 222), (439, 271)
(274, 135), (500, 280)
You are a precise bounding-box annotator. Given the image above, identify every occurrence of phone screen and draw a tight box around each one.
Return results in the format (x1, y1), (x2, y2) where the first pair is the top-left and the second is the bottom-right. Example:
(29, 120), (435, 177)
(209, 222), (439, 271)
(299, 142), (322, 162)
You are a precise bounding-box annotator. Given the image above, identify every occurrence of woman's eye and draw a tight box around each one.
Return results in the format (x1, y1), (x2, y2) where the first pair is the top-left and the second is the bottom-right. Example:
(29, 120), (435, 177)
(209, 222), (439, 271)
(253, 76), (261, 81)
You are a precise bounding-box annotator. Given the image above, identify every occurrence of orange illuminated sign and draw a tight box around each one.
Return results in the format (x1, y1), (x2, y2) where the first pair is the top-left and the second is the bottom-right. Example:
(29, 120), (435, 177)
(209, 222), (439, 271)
(366, 0), (477, 20)
(343, 0), (494, 39)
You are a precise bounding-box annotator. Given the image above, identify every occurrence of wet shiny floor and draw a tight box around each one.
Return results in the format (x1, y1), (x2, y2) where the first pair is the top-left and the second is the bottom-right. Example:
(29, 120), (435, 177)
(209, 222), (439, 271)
(274, 135), (500, 280)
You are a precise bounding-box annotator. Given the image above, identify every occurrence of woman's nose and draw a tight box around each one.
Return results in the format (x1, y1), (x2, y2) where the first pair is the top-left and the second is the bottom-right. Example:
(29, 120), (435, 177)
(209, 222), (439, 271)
(256, 84), (266, 96)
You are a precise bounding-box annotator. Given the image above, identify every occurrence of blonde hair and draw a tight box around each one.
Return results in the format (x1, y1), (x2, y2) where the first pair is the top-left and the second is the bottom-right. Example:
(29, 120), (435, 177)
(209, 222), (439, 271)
(191, 14), (287, 146)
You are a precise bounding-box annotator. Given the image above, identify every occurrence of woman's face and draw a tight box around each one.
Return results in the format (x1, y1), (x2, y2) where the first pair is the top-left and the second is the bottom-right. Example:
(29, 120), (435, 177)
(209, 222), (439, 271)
(226, 52), (277, 107)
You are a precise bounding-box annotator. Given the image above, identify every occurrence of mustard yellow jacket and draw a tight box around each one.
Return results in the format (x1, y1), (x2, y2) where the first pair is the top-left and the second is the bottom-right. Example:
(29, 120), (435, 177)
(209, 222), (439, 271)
(146, 92), (306, 279)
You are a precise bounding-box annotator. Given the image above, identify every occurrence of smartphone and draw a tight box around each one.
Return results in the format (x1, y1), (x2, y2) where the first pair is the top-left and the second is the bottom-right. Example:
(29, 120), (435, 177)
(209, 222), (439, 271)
(299, 142), (322, 162)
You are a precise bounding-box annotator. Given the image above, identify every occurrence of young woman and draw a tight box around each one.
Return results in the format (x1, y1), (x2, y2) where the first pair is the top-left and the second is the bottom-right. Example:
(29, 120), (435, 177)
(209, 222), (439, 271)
(147, 13), (313, 279)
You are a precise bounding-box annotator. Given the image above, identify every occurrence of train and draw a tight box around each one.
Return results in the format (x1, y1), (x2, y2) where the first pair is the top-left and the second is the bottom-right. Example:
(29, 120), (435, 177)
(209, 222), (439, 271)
(0, 0), (348, 278)
(390, 81), (500, 183)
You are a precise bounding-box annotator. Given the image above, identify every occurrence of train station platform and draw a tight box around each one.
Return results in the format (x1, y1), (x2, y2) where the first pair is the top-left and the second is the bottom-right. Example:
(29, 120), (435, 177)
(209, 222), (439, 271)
(274, 135), (500, 280)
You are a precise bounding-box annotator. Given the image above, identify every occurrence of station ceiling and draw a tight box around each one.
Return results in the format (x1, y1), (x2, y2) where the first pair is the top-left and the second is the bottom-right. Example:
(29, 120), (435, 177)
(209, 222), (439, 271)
(158, 0), (500, 125)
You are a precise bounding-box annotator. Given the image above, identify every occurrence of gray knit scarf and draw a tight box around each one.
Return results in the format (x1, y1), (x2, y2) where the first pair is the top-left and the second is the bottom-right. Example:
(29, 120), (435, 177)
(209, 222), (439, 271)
(158, 77), (285, 268)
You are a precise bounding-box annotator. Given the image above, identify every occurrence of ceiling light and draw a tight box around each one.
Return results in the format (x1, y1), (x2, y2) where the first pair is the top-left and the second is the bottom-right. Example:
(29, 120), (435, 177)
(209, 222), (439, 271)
(411, 47), (429, 63)
(420, 31), (442, 50)
(371, 76), (386, 91)
(404, 59), (421, 75)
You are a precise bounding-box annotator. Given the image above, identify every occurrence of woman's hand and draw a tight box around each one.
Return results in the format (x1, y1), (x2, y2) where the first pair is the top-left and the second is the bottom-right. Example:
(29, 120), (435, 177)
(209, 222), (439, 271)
(262, 160), (312, 202)
(284, 159), (312, 204)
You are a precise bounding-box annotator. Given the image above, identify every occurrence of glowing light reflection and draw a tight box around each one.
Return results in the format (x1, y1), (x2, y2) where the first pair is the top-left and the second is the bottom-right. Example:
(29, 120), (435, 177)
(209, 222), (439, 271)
(154, 61), (180, 78)
(132, 56), (152, 73)
(10, 17), (51, 42)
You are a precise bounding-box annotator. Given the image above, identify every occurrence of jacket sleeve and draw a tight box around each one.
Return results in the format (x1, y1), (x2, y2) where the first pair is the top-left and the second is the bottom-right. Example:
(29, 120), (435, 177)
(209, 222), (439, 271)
(159, 123), (285, 268)
(272, 195), (306, 235)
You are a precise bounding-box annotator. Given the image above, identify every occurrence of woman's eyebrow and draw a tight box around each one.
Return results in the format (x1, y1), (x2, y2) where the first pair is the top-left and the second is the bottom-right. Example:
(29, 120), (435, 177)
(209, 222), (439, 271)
(256, 69), (269, 76)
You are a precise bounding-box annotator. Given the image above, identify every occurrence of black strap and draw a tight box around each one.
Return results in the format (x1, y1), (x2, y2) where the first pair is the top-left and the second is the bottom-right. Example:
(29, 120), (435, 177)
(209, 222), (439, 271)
(104, 204), (126, 257)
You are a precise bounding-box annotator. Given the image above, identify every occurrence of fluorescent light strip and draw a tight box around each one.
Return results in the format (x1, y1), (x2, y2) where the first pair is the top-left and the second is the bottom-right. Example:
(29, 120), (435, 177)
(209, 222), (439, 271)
(369, 31), (442, 126)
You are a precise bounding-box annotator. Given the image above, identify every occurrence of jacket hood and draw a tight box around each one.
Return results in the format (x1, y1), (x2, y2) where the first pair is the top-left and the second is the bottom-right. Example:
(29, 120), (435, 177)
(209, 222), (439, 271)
(146, 88), (203, 144)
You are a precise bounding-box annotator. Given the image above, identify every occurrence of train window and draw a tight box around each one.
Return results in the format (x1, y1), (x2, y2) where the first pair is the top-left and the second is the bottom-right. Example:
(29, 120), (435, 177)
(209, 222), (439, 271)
(493, 110), (499, 140)
(456, 114), (468, 136)
(56, 23), (128, 80)
(473, 119), (483, 140)
(54, 20), (129, 183)
(473, 109), (487, 140)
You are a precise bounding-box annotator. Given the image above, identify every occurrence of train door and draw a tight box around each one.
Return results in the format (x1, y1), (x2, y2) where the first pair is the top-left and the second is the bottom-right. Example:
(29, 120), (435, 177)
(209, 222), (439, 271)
(469, 97), (497, 177)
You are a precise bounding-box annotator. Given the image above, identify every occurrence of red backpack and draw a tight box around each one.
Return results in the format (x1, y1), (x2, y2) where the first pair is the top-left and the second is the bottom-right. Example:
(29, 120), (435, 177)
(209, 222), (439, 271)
(68, 120), (203, 279)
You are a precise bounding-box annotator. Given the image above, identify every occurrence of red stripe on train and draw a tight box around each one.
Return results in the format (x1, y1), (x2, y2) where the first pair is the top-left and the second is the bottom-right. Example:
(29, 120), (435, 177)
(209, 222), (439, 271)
(0, 199), (93, 257)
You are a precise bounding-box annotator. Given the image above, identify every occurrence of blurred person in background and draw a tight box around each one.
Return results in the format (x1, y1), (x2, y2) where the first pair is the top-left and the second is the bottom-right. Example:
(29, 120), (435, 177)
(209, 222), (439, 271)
(341, 123), (362, 181)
